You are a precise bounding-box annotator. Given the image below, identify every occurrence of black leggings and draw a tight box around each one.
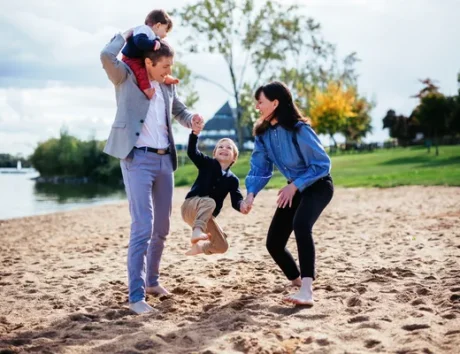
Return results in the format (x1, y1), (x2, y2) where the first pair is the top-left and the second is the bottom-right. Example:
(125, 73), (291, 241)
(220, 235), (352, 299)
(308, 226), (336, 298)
(266, 176), (333, 280)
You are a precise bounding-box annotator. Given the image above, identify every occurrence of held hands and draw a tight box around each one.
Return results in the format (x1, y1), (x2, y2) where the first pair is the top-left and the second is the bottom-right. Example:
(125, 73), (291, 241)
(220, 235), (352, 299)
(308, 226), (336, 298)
(240, 201), (250, 214)
(191, 114), (204, 135)
(277, 183), (298, 208)
(240, 193), (254, 214)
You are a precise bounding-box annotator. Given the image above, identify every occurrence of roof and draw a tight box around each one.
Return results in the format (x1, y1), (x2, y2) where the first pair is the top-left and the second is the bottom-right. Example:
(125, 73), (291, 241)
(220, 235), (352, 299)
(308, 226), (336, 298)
(202, 101), (253, 142)
(203, 101), (236, 131)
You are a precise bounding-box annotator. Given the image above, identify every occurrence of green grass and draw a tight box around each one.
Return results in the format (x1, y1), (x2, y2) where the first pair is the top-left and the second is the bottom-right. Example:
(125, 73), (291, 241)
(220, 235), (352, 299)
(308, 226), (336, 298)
(175, 145), (460, 188)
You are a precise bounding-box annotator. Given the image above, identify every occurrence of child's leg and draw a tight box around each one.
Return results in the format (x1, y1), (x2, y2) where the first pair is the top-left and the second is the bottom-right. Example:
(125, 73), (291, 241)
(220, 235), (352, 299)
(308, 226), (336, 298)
(201, 217), (229, 255)
(181, 197), (215, 243)
(122, 56), (155, 99)
(163, 75), (180, 85)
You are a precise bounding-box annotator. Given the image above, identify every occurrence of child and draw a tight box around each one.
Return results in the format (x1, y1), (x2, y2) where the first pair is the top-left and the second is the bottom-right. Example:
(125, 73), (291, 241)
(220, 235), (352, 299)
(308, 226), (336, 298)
(122, 9), (179, 99)
(181, 128), (249, 256)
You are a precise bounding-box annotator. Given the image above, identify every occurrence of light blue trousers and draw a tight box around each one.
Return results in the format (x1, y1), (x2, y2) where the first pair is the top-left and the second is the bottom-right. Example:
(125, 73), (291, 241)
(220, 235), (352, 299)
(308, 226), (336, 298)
(120, 148), (173, 303)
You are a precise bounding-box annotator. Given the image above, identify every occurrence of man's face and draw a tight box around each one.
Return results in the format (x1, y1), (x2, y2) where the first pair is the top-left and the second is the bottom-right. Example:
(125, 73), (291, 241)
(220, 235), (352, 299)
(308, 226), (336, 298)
(145, 56), (173, 83)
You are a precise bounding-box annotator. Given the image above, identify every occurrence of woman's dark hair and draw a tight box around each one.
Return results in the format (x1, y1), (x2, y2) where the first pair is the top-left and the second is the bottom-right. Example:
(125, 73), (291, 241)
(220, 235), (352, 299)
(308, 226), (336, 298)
(253, 81), (309, 136)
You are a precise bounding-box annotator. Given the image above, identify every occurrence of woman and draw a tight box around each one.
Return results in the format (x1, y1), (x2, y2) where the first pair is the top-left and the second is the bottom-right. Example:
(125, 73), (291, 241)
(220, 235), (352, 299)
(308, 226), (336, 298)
(244, 81), (333, 306)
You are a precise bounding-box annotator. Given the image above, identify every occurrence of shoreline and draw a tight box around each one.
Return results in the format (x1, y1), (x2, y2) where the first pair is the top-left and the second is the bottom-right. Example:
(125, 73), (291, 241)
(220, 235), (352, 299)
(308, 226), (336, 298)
(1, 186), (459, 353)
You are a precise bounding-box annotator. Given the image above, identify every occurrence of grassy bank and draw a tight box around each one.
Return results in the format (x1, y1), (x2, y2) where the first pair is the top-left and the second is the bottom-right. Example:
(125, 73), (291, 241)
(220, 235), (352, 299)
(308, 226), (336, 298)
(175, 145), (460, 188)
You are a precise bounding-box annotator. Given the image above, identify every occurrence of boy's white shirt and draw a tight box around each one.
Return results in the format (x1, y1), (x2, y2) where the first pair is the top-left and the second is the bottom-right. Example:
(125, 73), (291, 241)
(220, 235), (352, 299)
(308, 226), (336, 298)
(133, 25), (158, 40)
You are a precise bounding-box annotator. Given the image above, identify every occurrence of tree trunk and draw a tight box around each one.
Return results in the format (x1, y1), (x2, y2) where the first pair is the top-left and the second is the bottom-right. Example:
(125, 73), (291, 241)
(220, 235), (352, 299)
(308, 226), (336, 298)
(330, 134), (337, 147)
(228, 62), (244, 150)
(435, 133), (439, 156)
(236, 103), (245, 151)
(329, 134), (337, 154)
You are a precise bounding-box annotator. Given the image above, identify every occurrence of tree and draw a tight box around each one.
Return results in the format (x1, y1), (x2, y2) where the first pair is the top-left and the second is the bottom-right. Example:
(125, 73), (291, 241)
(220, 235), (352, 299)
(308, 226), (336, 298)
(448, 94), (460, 135)
(411, 78), (440, 99)
(0, 154), (31, 168)
(413, 92), (451, 155)
(411, 78), (455, 155)
(341, 95), (374, 143)
(448, 73), (460, 135)
(173, 62), (199, 108)
(173, 0), (331, 148)
(382, 109), (420, 146)
(308, 81), (356, 147)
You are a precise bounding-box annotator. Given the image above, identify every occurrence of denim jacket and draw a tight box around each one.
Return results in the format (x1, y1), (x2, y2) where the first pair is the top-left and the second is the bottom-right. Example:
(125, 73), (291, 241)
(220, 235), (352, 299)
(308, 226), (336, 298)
(245, 122), (331, 196)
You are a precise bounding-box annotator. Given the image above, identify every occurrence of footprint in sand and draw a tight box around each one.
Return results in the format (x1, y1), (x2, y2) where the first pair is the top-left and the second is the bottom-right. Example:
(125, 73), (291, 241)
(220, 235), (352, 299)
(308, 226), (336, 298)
(347, 315), (370, 324)
(346, 296), (362, 307)
(364, 339), (381, 349)
(401, 323), (430, 331)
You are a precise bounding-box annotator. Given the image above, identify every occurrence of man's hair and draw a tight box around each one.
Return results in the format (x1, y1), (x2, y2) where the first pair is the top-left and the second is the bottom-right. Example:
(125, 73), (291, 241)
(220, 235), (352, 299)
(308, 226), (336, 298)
(213, 138), (239, 166)
(144, 40), (175, 66)
(145, 9), (173, 32)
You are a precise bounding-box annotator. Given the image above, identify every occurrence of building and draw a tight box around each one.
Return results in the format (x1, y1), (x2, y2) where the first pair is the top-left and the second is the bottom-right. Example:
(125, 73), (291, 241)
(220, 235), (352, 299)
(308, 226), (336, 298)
(199, 101), (253, 149)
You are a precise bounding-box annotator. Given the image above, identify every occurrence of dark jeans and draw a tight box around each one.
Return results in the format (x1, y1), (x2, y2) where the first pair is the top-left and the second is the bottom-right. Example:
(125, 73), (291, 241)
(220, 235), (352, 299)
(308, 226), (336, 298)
(266, 175), (334, 280)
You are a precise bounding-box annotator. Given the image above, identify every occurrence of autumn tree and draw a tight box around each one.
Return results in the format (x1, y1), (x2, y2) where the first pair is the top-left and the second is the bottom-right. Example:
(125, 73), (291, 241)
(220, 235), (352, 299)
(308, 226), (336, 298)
(341, 95), (374, 143)
(308, 81), (356, 147)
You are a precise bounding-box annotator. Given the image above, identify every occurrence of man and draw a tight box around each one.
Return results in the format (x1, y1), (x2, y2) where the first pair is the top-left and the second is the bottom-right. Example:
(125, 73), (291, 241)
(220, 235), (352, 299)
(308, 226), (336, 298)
(100, 29), (204, 314)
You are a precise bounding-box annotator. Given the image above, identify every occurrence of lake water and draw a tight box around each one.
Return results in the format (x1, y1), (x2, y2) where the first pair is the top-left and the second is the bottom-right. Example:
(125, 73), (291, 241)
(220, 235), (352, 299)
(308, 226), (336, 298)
(0, 168), (126, 220)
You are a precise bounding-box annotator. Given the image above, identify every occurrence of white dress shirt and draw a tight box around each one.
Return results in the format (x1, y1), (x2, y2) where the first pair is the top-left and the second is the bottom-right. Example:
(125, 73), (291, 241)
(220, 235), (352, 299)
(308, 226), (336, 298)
(135, 81), (169, 149)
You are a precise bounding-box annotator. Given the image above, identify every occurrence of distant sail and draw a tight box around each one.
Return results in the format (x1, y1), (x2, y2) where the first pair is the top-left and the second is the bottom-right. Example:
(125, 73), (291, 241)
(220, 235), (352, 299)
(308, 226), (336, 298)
(17, 160), (22, 170)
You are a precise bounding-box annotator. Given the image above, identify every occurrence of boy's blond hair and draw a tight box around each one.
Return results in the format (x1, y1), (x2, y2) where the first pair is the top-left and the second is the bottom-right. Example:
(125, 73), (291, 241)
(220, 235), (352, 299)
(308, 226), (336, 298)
(213, 138), (239, 165)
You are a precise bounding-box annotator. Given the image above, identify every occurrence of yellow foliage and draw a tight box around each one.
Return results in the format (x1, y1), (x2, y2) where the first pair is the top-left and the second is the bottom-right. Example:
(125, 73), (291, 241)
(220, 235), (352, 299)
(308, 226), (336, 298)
(308, 81), (357, 134)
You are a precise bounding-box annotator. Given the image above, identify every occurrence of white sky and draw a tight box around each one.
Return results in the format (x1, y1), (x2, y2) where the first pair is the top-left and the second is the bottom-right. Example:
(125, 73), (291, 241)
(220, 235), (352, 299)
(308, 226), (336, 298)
(1, 0), (459, 155)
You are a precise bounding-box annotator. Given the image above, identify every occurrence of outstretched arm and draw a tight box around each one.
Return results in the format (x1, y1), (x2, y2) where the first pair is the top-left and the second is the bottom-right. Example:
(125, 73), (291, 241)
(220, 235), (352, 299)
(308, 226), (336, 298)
(100, 29), (132, 86)
(245, 135), (273, 197)
(230, 179), (244, 213)
(187, 132), (212, 169)
(243, 135), (273, 212)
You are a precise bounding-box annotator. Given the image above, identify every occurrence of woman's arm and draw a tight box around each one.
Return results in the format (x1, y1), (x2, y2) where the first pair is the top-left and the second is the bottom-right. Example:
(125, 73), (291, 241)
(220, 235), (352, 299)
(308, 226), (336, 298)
(245, 135), (274, 197)
(292, 125), (331, 192)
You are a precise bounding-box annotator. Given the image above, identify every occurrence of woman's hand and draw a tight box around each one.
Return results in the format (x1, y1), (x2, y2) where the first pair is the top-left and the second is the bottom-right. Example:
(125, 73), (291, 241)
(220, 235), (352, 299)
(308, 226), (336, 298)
(242, 193), (255, 214)
(277, 183), (298, 208)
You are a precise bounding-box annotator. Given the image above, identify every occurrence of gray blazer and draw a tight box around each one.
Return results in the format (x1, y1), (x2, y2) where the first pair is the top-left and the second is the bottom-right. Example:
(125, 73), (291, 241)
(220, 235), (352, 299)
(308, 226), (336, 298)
(100, 34), (193, 171)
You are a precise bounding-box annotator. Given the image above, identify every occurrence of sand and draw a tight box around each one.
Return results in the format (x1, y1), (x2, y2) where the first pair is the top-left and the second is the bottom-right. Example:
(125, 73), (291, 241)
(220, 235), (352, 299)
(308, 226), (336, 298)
(0, 186), (459, 354)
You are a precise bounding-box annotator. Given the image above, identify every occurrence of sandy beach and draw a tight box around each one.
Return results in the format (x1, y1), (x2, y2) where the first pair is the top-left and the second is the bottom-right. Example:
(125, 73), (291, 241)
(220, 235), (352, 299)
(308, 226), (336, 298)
(1, 186), (459, 354)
